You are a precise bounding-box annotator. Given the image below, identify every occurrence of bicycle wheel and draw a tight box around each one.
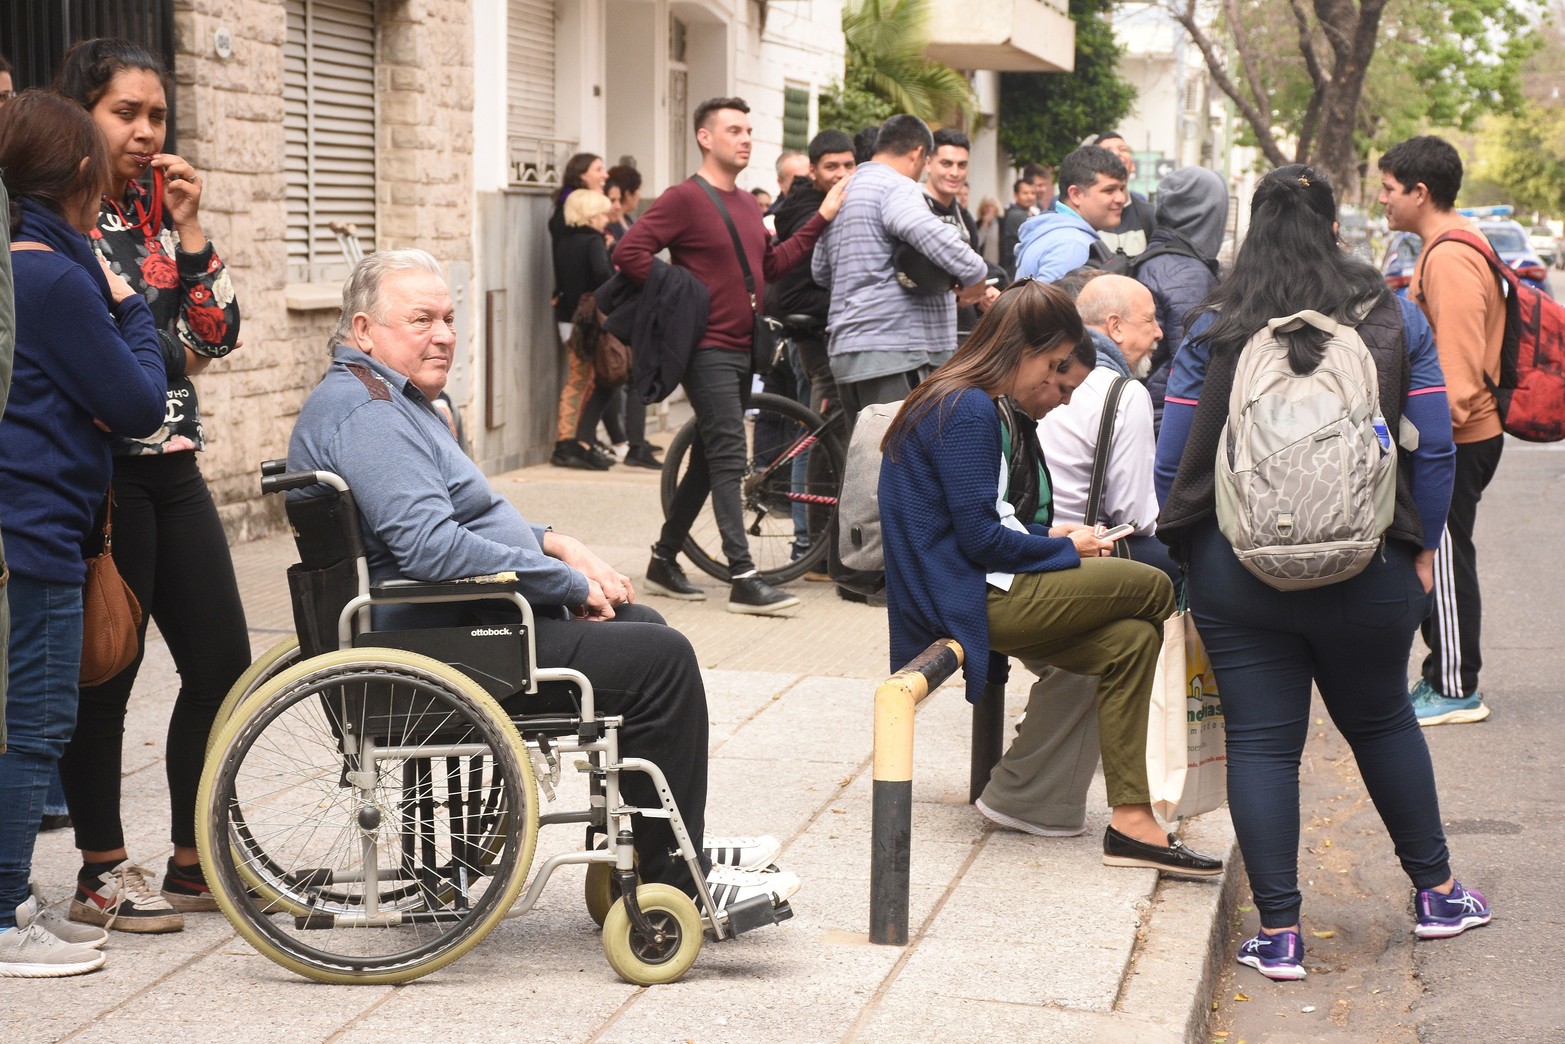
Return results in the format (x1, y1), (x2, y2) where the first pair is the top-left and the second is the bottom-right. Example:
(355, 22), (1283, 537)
(661, 392), (843, 584)
(197, 649), (538, 984)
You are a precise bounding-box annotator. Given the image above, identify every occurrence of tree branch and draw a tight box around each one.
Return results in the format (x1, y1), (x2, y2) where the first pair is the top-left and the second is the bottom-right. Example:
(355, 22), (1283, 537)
(1168, 0), (1290, 168)
(1290, 0), (1327, 160)
(1222, 0), (1272, 126)
(1290, 0), (1326, 90)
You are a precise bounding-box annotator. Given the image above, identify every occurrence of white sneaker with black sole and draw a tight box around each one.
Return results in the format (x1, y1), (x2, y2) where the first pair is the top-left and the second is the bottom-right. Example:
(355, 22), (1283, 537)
(0, 898), (105, 977)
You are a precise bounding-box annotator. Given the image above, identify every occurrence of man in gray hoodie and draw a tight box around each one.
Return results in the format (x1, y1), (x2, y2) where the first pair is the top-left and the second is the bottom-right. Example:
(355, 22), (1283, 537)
(1133, 165), (1228, 432)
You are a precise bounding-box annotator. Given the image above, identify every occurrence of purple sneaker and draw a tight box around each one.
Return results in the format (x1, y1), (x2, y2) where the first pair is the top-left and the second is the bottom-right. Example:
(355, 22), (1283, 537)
(1236, 928), (1306, 981)
(1414, 880), (1491, 939)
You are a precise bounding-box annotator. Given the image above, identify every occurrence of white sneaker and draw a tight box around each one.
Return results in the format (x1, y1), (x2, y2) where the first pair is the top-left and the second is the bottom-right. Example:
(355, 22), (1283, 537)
(29, 884), (107, 949)
(704, 864), (801, 911)
(703, 834), (782, 871)
(0, 898), (106, 977)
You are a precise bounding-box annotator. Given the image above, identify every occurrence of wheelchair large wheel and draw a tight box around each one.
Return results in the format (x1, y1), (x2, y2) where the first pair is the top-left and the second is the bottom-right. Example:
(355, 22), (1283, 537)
(661, 392), (843, 584)
(601, 883), (704, 985)
(197, 649), (538, 984)
(206, 635), (301, 758)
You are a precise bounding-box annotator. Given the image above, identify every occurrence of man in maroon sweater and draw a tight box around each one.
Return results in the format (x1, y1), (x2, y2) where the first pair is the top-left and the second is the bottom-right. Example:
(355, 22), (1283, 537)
(615, 97), (849, 615)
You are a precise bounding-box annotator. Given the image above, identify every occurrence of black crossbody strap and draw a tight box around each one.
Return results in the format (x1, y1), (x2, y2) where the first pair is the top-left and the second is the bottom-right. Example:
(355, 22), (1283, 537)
(692, 175), (758, 314)
(1084, 375), (1130, 525)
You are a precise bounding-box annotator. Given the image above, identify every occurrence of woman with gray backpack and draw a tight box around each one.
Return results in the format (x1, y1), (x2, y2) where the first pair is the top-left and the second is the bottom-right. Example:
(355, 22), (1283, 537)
(1155, 165), (1489, 982)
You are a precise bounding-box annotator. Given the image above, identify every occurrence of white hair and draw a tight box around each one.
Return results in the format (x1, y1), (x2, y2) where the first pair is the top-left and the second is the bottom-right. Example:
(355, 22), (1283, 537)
(333, 249), (446, 346)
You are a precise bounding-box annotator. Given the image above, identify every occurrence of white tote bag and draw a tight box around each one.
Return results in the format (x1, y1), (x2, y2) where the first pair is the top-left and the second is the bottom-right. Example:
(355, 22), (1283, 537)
(1146, 608), (1227, 820)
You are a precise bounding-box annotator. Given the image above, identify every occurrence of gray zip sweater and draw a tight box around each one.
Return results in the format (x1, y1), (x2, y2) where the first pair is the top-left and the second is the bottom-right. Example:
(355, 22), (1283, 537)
(288, 346), (588, 608)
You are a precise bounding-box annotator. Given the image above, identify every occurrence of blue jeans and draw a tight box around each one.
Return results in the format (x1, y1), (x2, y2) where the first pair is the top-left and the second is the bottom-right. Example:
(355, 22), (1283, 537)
(0, 576), (83, 928)
(1187, 522), (1451, 929)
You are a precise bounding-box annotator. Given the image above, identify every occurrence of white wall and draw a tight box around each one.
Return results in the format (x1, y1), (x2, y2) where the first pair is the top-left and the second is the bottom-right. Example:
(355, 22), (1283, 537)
(739, 0), (846, 195)
(472, 0), (510, 194)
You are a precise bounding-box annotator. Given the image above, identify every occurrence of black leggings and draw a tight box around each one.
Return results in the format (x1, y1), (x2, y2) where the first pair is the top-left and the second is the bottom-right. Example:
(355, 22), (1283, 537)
(61, 453), (252, 852)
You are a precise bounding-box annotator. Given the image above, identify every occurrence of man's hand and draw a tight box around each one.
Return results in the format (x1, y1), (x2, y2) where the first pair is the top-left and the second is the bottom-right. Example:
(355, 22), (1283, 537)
(955, 280), (995, 306)
(574, 578), (617, 621)
(1415, 548), (1435, 594)
(818, 173), (853, 221)
(544, 532), (635, 606)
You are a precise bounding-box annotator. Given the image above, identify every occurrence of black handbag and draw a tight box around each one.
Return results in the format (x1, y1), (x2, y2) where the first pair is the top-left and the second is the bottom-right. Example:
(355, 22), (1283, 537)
(692, 175), (780, 377)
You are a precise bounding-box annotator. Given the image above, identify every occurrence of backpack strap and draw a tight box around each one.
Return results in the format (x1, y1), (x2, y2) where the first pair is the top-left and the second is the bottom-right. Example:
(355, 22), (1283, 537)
(1412, 227), (1517, 400)
(1083, 375), (1130, 525)
(691, 175), (759, 316)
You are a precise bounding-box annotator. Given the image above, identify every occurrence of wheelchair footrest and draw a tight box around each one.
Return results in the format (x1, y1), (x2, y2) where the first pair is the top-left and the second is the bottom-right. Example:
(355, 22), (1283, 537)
(718, 895), (794, 938)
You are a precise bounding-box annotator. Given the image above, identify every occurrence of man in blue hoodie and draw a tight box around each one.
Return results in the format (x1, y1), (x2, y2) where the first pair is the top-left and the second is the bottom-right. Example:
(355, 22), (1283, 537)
(1014, 146), (1128, 283)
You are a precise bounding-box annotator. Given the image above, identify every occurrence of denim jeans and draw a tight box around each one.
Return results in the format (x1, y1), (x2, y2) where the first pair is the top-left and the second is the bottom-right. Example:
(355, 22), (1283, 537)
(657, 348), (755, 575)
(1187, 521), (1451, 929)
(0, 576), (83, 927)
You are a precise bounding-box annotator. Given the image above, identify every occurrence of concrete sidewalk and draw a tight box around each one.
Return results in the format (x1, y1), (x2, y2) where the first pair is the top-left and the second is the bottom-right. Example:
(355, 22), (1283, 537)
(13, 455), (1237, 1043)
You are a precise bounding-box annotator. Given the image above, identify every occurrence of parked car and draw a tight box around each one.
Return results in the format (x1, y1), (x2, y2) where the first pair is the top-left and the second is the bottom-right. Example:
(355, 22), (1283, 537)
(1381, 231), (1422, 296)
(1527, 225), (1556, 266)
(1476, 220), (1552, 294)
(1380, 220), (1552, 298)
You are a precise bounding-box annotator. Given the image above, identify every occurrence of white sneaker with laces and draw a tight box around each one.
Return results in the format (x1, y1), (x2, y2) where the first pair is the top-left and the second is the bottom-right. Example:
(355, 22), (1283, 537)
(703, 834), (782, 871)
(704, 864), (800, 911)
(29, 884), (107, 949)
(0, 898), (106, 977)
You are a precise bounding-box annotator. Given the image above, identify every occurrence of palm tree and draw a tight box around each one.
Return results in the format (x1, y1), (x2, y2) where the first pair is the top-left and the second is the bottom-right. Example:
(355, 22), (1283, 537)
(839, 0), (977, 126)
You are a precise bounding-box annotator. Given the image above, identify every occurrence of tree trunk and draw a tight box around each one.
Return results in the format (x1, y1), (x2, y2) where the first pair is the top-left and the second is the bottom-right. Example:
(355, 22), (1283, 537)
(1308, 0), (1388, 204)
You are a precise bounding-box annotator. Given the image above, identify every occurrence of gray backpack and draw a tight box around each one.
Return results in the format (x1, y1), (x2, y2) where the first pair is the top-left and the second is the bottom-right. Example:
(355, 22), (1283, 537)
(1215, 310), (1411, 591)
(829, 400), (901, 596)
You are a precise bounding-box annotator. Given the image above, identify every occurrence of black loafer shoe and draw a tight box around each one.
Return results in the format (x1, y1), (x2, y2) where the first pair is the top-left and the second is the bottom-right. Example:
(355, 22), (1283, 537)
(1103, 826), (1223, 877)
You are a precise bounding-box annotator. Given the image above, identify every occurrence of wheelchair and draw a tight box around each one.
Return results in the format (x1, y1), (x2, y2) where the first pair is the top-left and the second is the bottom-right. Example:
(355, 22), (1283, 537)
(196, 461), (791, 985)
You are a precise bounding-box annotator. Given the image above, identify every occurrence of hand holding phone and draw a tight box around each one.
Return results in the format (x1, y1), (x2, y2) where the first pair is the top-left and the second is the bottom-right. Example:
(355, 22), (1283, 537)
(1096, 523), (1135, 542)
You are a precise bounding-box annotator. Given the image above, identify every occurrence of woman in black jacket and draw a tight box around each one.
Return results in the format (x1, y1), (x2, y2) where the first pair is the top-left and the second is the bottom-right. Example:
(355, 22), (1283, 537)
(550, 188), (618, 469)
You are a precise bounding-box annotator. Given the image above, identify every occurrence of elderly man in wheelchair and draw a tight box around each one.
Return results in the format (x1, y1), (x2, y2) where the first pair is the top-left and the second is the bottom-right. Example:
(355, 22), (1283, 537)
(197, 250), (795, 986)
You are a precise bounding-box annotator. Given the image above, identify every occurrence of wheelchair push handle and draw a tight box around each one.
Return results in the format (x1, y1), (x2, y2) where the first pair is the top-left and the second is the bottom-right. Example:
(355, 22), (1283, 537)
(260, 466), (351, 496)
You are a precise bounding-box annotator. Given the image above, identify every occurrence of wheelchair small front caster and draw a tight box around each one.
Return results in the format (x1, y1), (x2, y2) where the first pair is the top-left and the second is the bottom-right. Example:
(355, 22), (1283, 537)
(601, 883), (703, 985)
(584, 843), (638, 928)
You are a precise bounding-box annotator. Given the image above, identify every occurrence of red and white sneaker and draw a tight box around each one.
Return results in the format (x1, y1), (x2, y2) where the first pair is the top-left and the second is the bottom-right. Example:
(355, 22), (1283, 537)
(70, 860), (184, 934)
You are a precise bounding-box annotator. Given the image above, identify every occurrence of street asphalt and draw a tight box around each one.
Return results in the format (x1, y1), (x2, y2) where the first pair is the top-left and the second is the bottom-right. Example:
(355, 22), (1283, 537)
(8, 419), (1239, 1043)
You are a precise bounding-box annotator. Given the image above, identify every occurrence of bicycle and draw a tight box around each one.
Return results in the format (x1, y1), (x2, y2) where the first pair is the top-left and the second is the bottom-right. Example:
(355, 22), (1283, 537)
(660, 388), (845, 586)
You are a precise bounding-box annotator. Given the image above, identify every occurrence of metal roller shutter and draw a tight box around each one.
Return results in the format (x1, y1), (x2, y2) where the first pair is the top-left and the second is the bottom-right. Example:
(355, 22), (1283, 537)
(285, 0), (376, 283)
(507, 0), (557, 188)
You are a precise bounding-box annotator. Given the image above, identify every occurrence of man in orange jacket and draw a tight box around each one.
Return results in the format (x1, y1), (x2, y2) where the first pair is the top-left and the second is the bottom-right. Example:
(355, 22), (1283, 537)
(1378, 136), (1502, 726)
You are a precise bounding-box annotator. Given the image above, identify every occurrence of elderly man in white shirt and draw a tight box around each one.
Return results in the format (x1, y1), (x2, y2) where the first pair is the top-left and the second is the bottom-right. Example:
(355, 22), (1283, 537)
(1038, 274), (1179, 583)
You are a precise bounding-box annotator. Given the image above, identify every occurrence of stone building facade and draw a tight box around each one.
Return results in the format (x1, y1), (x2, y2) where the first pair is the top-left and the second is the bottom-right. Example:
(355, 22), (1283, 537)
(165, 0), (475, 538)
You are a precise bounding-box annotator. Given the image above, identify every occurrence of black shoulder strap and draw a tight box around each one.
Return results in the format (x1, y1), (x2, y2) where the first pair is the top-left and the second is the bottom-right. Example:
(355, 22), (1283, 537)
(1083, 375), (1130, 525)
(692, 175), (758, 315)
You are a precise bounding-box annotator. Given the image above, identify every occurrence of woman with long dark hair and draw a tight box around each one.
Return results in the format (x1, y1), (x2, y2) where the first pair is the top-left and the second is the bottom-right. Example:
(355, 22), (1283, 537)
(0, 90), (166, 975)
(1156, 165), (1485, 981)
(881, 279), (1223, 876)
(54, 37), (247, 935)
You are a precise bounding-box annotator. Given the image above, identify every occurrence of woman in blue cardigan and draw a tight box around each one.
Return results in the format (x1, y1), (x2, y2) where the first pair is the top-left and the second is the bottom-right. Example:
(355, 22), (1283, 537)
(880, 279), (1221, 876)
(0, 91), (167, 976)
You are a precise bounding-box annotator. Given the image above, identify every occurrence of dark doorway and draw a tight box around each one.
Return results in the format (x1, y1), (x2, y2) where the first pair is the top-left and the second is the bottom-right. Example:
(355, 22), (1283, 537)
(1, 0), (177, 147)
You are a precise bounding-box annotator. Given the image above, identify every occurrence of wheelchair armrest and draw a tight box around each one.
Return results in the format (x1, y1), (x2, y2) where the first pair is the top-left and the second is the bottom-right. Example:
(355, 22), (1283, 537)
(370, 573), (523, 600)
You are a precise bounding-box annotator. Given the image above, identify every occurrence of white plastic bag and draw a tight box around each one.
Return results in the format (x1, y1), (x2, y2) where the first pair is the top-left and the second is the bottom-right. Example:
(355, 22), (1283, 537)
(1146, 609), (1227, 820)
